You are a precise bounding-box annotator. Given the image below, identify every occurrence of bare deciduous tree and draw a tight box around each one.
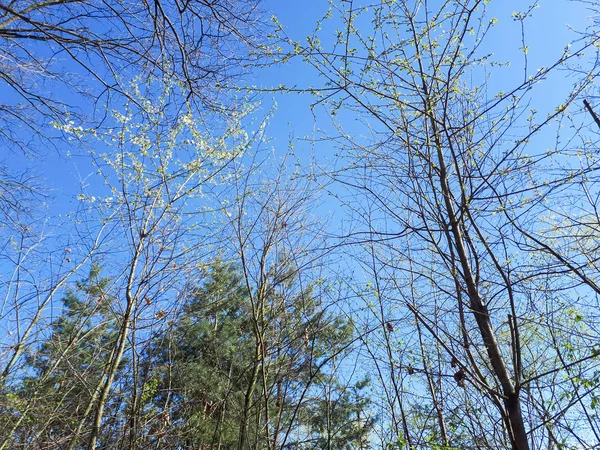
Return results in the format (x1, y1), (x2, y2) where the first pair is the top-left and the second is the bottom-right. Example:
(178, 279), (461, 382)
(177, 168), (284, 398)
(284, 0), (600, 448)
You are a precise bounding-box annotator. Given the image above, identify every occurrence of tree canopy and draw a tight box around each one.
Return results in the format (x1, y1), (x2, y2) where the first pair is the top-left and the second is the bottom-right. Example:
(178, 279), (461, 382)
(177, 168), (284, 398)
(1, 1), (600, 449)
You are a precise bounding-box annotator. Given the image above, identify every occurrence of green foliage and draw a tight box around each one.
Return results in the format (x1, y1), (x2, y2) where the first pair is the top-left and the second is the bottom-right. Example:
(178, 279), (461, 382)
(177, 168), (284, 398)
(143, 261), (252, 447)
(5, 266), (119, 448)
(141, 259), (374, 448)
(294, 377), (376, 449)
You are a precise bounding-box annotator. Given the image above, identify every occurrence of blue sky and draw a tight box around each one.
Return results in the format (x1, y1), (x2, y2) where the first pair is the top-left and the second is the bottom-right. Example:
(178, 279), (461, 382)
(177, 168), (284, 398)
(239, 0), (598, 238)
(3, 0), (589, 198)
(257, 0), (594, 147)
(2, 2), (600, 443)
(3, 0), (597, 251)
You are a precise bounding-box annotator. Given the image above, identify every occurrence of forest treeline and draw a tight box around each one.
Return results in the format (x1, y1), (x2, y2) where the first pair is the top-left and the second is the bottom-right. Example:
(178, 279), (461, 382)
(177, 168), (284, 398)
(4, 262), (372, 448)
(2, 0), (600, 449)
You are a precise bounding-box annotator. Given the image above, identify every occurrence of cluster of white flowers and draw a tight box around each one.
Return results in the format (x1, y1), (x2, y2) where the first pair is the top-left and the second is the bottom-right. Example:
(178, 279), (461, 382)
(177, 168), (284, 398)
(77, 194), (97, 203)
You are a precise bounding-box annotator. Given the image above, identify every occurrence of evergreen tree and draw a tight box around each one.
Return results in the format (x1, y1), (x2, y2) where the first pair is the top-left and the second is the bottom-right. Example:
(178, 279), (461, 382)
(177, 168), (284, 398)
(141, 259), (375, 449)
(8, 266), (119, 449)
(298, 377), (376, 450)
(143, 261), (254, 448)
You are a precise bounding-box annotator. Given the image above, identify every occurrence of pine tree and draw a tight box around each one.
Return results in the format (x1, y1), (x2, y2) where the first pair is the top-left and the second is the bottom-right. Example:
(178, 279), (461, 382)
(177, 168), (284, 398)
(141, 259), (375, 449)
(142, 261), (253, 448)
(299, 377), (376, 450)
(8, 266), (119, 449)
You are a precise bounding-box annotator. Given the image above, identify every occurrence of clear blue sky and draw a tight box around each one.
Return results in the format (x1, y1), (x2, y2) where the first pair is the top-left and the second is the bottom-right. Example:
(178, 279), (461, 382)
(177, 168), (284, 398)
(246, 0), (596, 237)
(257, 0), (593, 150)
(5, 0), (596, 229)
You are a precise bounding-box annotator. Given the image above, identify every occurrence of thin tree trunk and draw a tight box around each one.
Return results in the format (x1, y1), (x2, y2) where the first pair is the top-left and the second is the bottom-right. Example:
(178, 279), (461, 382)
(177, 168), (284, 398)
(415, 317), (449, 447)
(238, 341), (261, 450)
(87, 241), (143, 449)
